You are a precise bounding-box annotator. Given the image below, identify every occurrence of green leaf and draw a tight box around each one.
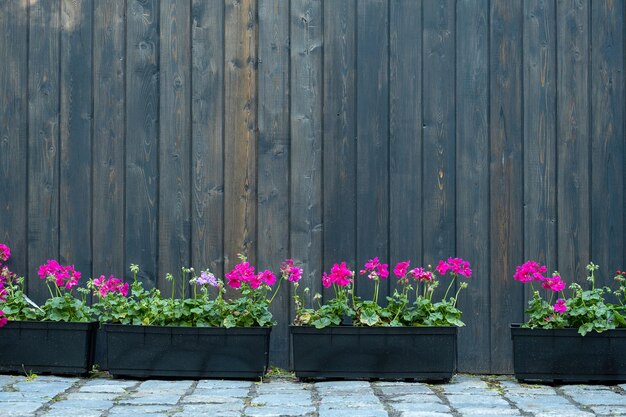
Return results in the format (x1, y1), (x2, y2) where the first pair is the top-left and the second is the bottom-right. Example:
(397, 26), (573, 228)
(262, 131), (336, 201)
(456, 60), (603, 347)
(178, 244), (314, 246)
(359, 310), (380, 326)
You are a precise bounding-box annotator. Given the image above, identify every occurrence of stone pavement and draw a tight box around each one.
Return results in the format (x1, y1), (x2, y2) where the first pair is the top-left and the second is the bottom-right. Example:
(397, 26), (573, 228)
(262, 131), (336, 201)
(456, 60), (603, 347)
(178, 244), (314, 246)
(0, 374), (625, 417)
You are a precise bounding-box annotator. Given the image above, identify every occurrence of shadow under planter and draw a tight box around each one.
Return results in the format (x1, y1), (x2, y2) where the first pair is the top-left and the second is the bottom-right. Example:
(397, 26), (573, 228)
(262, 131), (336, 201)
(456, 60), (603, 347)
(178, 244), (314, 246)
(511, 325), (626, 383)
(290, 325), (457, 381)
(0, 321), (97, 376)
(104, 324), (271, 379)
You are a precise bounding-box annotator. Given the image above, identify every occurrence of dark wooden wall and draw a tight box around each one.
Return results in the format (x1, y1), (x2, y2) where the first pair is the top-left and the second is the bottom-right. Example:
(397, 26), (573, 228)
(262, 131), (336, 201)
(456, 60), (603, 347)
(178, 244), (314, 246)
(1, 0), (624, 373)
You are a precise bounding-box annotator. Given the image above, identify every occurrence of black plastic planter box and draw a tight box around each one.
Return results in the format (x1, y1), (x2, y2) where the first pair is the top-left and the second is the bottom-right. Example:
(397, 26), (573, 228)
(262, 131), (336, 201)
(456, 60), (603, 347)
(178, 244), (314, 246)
(104, 324), (271, 379)
(0, 321), (97, 376)
(290, 326), (457, 381)
(511, 325), (626, 383)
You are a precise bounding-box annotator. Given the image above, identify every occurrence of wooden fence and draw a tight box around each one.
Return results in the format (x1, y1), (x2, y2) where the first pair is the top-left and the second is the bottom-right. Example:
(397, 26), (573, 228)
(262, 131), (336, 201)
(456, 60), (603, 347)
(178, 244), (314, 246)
(0, 0), (624, 372)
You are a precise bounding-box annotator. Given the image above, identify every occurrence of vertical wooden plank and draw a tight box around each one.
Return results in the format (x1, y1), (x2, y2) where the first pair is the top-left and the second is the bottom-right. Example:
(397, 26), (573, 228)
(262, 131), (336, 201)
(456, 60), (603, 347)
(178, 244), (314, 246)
(290, 0), (323, 362)
(191, 0), (224, 277)
(258, 0), (290, 367)
(0, 0), (28, 278)
(422, 0), (455, 276)
(523, 1), (556, 279)
(591, 0), (624, 286)
(490, 0), (523, 373)
(126, 0), (159, 286)
(456, 0), (490, 373)
(356, 0), (389, 299)
(389, 0), (422, 268)
(28, 0), (61, 301)
(159, 0), (191, 293)
(60, 0), (93, 277)
(556, 0), (590, 285)
(322, 0), (356, 297)
(224, 0), (257, 270)
(93, 0), (125, 279)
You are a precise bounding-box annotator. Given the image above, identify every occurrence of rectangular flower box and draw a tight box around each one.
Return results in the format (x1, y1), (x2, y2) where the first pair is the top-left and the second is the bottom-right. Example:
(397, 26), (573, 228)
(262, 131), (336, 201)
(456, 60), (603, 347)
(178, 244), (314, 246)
(0, 321), (97, 376)
(290, 326), (457, 381)
(104, 324), (271, 378)
(511, 325), (626, 382)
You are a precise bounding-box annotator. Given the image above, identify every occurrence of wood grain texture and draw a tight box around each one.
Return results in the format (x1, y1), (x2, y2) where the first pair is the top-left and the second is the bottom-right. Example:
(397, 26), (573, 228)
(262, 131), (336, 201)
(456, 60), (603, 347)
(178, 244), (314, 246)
(523, 0), (556, 289)
(489, 0), (524, 373)
(590, 0), (624, 286)
(258, 0), (290, 367)
(290, 0), (323, 318)
(422, 0), (455, 279)
(125, 0), (159, 286)
(158, 0), (191, 295)
(556, 0), (590, 285)
(224, 0), (258, 271)
(355, 0), (389, 300)
(93, 0), (125, 279)
(191, 0), (225, 277)
(28, 0), (61, 301)
(322, 0), (356, 300)
(60, 0), (93, 277)
(389, 0), (422, 270)
(0, 0), (28, 278)
(456, 0), (490, 373)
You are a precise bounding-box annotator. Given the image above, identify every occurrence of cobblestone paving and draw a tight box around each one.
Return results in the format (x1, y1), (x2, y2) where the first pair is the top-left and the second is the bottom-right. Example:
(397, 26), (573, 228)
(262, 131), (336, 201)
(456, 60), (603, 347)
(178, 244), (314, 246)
(0, 374), (625, 417)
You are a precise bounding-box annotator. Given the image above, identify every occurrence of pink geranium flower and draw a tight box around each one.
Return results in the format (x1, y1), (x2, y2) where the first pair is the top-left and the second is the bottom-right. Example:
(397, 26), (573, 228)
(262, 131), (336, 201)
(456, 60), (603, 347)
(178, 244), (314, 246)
(225, 261), (256, 289)
(553, 298), (567, 314)
(0, 243), (10, 262)
(542, 274), (566, 292)
(436, 258), (472, 278)
(514, 260), (547, 283)
(257, 270), (277, 287)
(37, 260), (82, 290)
(280, 259), (303, 283)
(93, 275), (129, 297)
(410, 267), (434, 282)
(360, 257), (389, 280)
(393, 261), (410, 278)
(323, 262), (354, 288)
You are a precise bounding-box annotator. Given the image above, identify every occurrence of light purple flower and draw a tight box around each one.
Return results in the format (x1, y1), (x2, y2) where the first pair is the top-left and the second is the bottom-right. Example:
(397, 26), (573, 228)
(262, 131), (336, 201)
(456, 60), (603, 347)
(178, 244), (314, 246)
(197, 270), (218, 287)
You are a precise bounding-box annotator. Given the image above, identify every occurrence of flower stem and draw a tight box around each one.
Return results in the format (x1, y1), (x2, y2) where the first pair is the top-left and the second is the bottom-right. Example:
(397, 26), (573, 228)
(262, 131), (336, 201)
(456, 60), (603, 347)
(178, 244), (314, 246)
(269, 276), (283, 305)
(443, 274), (457, 301)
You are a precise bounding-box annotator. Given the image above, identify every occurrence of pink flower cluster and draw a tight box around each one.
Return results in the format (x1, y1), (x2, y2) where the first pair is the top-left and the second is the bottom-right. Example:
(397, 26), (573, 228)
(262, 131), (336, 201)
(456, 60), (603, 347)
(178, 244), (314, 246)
(225, 262), (276, 289)
(0, 310), (6, 328)
(360, 257), (389, 280)
(514, 261), (566, 293)
(410, 267), (434, 282)
(37, 260), (81, 290)
(280, 259), (302, 283)
(514, 261), (547, 283)
(393, 261), (435, 283)
(93, 275), (129, 297)
(0, 244), (10, 263)
(436, 258), (472, 278)
(322, 262), (353, 288)
(553, 298), (567, 314)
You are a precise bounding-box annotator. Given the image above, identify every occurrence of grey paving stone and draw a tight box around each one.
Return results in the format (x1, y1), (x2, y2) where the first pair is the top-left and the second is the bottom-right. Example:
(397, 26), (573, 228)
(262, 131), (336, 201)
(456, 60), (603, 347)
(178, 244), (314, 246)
(136, 380), (193, 393)
(532, 412), (594, 417)
(253, 393), (313, 406)
(196, 380), (252, 390)
(317, 409), (388, 417)
(499, 380), (557, 396)
(397, 413), (453, 417)
(120, 394), (182, 405)
(590, 405), (626, 415)
(66, 392), (122, 401)
(12, 381), (72, 393)
(446, 394), (510, 407)
(40, 409), (103, 417)
(243, 405), (316, 416)
(48, 399), (114, 410)
(190, 387), (250, 398)
(108, 404), (175, 414)
(182, 394), (244, 404)
(108, 414), (169, 417)
(319, 403), (386, 412)
(0, 391), (51, 402)
(570, 392), (626, 406)
(256, 382), (311, 393)
(177, 402), (243, 413)
(389, 402), (450, 413)
(0, 401), (43, 415)
(319, 394), (380, 404)
(386, 394), (442, 403)
(374, 384), (436, 396)
(455, 408), (521, 416)
(174, 412), (239, 417)
(78, 384), (132, 394)
(0, 375), (17, 387)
